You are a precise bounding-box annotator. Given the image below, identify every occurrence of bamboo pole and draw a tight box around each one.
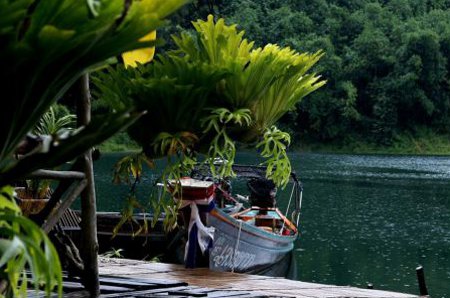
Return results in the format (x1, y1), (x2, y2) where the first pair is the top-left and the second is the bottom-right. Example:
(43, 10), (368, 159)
(77, 73), (100, 297)
(28, 169), (86, 180)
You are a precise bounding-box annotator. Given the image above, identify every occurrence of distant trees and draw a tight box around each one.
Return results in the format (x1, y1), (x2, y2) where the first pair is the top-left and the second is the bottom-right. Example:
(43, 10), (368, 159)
(164, 0), (450, 146)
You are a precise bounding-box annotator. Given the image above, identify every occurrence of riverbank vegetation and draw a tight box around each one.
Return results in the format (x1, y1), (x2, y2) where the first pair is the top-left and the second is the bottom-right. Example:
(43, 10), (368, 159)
(296, 128), (450, 155)
(101, 129), (450, 155)
(153, 0), (450, 155)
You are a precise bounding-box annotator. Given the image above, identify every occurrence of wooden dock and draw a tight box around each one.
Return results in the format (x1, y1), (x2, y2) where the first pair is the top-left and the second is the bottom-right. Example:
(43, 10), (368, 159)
(94, 258), (418, 298)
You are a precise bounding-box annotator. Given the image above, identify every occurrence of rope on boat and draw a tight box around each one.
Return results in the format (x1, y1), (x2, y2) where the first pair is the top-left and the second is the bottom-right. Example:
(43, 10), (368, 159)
(280, 183), (296, 234)
(231, 220), (243, 273)
(296, 189), (303, 226)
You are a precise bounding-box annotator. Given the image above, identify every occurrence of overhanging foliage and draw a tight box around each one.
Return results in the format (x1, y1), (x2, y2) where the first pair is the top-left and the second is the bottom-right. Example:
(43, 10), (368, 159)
(94, 15), (325, 187)
(0, 0), (187, 296)
(0, 0), (187, 185)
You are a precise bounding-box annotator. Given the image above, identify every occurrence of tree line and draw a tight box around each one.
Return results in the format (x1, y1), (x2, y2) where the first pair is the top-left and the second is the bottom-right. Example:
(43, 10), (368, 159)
(161, 0), (450, 147)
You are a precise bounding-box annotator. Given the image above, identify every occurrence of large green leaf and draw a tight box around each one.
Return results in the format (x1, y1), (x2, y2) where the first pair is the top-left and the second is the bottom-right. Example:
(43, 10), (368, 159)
(0, 187), (63, 297)
(92, 59), (229, 157)
(0, 0), (187, 184)
(0, 1), (187, 296)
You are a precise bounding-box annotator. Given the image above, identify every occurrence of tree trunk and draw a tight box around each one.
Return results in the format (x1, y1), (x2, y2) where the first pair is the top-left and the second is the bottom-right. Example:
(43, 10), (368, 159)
(77, 73), (100, 297)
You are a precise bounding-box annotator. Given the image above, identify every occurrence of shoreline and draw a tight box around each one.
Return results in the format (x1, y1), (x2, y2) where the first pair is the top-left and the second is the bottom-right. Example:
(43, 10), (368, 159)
(99, 132), (450, 156)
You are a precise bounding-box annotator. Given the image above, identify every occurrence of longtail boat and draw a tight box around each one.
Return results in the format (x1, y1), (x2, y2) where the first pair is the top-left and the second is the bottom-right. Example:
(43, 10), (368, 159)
(208, 206), (298, 275)
(174, 164), (303, 277)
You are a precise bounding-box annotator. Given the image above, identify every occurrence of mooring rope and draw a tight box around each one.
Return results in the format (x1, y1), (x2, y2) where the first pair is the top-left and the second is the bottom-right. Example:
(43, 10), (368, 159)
(231, 220), (243, 273)
(280, 183), (296, 234)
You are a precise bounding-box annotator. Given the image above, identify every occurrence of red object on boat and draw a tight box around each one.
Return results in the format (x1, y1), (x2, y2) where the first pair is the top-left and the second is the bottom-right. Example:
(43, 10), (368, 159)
(282, 229), (291, 236)
(168, 177), (215, 200)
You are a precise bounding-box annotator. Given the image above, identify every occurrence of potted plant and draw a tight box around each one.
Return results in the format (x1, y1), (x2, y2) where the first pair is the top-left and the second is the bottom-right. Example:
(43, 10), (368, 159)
(14, 105), (76, 215)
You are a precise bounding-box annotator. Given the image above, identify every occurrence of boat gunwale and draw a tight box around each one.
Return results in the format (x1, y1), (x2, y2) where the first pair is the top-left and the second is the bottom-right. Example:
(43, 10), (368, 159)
(232, 207), (298, 233)
(210, 208), (298, 245)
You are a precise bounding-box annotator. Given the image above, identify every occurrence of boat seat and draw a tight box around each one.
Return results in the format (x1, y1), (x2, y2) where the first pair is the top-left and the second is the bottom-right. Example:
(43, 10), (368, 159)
(255, 215), (282, 228)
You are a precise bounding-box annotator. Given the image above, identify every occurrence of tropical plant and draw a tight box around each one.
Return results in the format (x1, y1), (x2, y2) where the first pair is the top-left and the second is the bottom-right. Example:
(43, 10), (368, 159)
(0, 0), (186, 296)
(94, 15), (325, 187)
(0, 0), (187, 186)
(0, 186), (62, 298)
(15, 105), (76, 202)
(93, 57), (228, 157)
(33, 105), (76, 137)
(173, 16), (325, 140)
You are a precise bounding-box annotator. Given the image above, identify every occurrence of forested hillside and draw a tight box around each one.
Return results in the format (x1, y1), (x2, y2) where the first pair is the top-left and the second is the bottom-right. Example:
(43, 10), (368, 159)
(161, 0), (450, 152)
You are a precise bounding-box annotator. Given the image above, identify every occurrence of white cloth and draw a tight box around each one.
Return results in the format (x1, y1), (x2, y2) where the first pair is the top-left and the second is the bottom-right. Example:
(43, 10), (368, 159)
(183, 198), (215, 261)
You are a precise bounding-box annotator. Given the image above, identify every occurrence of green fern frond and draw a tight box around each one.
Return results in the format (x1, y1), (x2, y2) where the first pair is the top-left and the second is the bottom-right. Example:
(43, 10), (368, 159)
(256, 126), (292, 187)
(95, 14), (325, 195)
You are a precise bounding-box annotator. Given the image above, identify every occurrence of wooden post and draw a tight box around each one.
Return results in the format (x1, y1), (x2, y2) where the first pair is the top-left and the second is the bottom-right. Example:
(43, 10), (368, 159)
(28, 169), (86, 180)
(416, 266), (429, 296)
(77, 73), (100, 297)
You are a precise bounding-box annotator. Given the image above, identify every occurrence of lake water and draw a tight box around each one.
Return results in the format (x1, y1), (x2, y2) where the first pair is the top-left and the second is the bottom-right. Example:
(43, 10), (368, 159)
(91, 152), (450, 297)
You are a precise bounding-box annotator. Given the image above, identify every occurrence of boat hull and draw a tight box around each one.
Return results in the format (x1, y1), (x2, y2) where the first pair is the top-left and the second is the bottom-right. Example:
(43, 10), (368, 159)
(207, 208), (297, 276)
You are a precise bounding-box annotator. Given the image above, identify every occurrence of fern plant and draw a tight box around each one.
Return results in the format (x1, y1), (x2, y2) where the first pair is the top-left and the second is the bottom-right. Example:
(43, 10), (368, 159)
(173, 15), (326, 141)
(94, 15), (325, 187)
(33, 105), (76, 137)
(201, 108), (252, 178)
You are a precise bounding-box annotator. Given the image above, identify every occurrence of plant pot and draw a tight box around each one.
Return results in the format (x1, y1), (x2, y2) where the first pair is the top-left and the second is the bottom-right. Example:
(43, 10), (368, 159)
(15, 187), (50, 216)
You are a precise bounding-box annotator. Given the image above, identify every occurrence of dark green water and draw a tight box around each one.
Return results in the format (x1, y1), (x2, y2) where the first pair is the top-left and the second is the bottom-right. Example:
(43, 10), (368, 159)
(91, 152), (450, 297)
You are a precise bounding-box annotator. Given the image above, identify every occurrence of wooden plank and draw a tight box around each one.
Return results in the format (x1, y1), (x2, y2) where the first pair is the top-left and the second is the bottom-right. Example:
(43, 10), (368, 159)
(207, 290), (271, 298)
(167, 290), (208, 297)
(97, 259), (418, 298)
(99, 258), (188, 273)
(63, 281), (133, 294)
(99, 275), (188, 288)
(99, 286), (193, 297)
(64, 291), (90, 298)
(98, 277), (162, 288)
